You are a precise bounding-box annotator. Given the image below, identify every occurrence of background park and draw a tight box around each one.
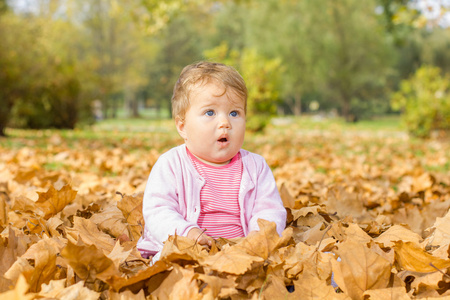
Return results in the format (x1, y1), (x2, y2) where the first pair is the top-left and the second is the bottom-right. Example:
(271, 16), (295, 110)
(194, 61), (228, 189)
(1, 0), (450, 299)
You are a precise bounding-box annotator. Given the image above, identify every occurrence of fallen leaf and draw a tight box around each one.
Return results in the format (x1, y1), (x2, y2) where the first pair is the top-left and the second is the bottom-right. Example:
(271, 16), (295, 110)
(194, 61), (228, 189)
(35, 185), (77, 220)
(331, 240), (391, 299)
(394, 241), (450, 273)
(201, 244), (264, 275)
(117, 193), (144, 242)
(375, 225), (422, 248)
(60, 241), (121, 283)
(0, 275), (33, 300)
(362, 286), (410, 300)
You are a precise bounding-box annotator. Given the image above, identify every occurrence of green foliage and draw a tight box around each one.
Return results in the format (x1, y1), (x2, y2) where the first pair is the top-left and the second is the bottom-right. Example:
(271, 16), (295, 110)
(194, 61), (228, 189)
(204, 43), (282, 132)
(391, 66), (450, 137)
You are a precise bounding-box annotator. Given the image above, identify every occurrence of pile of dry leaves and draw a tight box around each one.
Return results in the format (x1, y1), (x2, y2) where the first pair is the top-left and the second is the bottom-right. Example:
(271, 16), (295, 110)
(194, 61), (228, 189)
(0, 128), (450, 299)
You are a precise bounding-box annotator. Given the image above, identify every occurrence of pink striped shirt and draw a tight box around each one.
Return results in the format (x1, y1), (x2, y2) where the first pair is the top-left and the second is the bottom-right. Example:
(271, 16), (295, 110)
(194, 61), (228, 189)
(187, 149), (244, 239)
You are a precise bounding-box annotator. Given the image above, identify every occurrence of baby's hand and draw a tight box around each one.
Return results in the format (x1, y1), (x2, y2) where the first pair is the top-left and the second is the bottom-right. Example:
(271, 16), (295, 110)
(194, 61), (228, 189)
(187, 227), (212, 246)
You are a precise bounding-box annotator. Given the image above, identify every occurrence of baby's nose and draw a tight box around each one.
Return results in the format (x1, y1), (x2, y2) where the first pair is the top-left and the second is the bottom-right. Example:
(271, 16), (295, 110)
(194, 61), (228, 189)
(218, 116), (231, 128)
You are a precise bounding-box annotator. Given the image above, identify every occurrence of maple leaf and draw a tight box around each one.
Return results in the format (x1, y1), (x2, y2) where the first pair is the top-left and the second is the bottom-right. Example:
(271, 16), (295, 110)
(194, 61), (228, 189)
(107, 260), (169, 292)
(201, 244), (264, 275)
(64, 216), (116, 255)
(393, 241), (450, 272)
(19, 237), (65, 293)
(0, 275), (33, 300)
(362, 287), (410, 300)
(292, 273), (351, 300)
(117, 193), (144, 242)
(0, 228), (20, 282)
(234, 219), (293, 260)
(35, 185), (77, 220)
(39, 279), (100, 300)
(331, 240), (391, 299)
(375, 224), (422, 248)
(60, 241), (121, 283)
(424, 210), (450, 247)
(89, 204), (129, 239)
(160, 234), (209, 263)
(151, 264), (200, 300)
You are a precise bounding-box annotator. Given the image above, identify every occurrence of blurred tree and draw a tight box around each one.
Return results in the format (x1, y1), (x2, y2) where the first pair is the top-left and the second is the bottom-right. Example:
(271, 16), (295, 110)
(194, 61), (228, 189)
(391, 65), (450, 137)
(145, 8), (208, 118)
(205, 42), (283, 131)
(0, 0), (7, 13)
(320, 0), (395, 121)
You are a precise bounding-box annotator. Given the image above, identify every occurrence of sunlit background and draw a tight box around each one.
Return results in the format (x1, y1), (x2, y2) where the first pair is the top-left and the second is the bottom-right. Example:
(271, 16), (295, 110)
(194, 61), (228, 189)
(1, 0), (449, 137)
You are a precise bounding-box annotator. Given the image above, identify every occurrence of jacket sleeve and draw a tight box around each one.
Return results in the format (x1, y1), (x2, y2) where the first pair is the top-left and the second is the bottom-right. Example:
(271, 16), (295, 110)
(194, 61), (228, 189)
(141, 152), (198, 248)
(247, 155), (287, 236)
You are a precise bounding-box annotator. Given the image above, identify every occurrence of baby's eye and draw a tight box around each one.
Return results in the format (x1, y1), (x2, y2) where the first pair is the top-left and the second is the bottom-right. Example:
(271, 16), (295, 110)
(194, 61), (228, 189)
(205, 110), (214, 116)
(230, 111), (238, 117)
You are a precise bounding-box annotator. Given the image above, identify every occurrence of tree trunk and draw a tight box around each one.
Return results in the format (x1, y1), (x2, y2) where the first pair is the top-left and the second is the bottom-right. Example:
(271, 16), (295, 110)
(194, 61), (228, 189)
(293, 94), (302, 116)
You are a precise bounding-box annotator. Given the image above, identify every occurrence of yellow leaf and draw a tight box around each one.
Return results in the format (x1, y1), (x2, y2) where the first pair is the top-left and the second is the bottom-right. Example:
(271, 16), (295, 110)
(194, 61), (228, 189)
(39, 279), (100, 300)
(363, 287), (410, 300)
(234, 219), (293, 260)
(117, 193), (144, 242)
(60, 241), (121, 283)
(394, 241), (450, 273)
(375, 225), (422, 248)
(201, 245), (264, 275)
(331, 240), (391, 299)
(35, 185), (77, 220)
(0, 275), (33, 300)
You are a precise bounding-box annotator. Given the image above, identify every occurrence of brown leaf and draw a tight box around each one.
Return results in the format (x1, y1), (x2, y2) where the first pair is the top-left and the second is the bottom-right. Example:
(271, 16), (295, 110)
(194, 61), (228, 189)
(425, 210), (450, 247)
(331, 240), (391, 299)
(362, 287), (410, 300)
(234, 219), (293, 260)
(65, 216), (116, 255)
(89, 204), (128, 239)
(38, 279), (100, 300)
(19, 237), (65, 292)
(201, 244), (264, 275)
(60, 241), (121, 283)
(0, 275), (33, 300)
(117, 193), (144, 242)
(35, 185), (77, 220)
(151, 265), (199, 300)
(107, 260), (169, 292)
(375, 225), (422, 248)
(160, 234), (209, 262)
(292, 273), (351, 300)
(394, 241), (450, 272)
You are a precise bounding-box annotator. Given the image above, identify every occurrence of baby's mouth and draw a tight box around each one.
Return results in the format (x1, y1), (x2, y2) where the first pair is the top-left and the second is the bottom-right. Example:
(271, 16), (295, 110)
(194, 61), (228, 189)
(218, 137), (228, 142)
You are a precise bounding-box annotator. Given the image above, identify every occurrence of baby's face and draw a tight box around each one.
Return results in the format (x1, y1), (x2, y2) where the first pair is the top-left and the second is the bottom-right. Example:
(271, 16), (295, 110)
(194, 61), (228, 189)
(176, 81), (246, 166)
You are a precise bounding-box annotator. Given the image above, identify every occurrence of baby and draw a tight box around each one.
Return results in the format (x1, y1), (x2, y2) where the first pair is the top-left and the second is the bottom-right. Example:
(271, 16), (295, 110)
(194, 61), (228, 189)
(136, 61), (286, 259)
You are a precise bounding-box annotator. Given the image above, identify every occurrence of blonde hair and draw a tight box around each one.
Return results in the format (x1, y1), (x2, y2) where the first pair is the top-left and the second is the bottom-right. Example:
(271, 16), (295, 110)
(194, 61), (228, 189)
(171, 61), (247, 120)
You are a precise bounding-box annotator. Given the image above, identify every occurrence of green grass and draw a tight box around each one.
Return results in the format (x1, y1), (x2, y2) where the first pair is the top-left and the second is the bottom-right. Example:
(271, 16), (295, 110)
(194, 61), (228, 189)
(0, 115), (404, 150)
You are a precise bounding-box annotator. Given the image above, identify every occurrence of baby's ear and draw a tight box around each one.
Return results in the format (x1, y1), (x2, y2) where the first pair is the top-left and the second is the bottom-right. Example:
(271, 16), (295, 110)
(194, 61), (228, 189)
(175, 116), (187, 140)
